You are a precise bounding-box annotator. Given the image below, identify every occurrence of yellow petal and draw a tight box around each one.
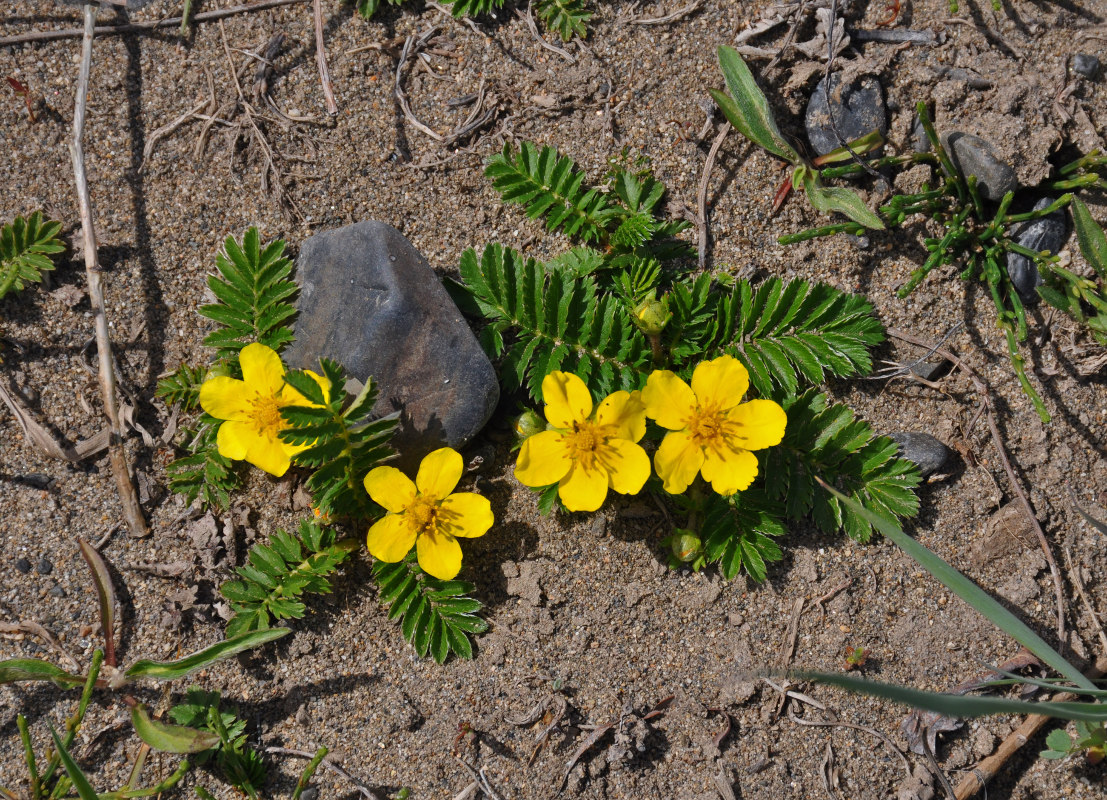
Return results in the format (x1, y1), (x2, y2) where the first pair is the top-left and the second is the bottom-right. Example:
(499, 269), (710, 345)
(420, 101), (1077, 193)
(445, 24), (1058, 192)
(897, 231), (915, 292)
(691, 355), (750, 410)
(599, 438), (650, 496)
(416, 529), (463, 580)
(642, 371), (695, 430)
(216, 420), (251, 460)
(701, 445), (759, 496)
(595, 390), (646, 442)
(558, 462), (609, 512)
(199, 376), (252, 422)
(280, 369), (332, 407)
(366, 514), (417, 562)
(514, 431), (571, 487)
(439, 493), (494, 538)
(727, 399), (788, 451)
(653, 430), (704, 494)
(542, 371), (593, 429)
(415, 447), (463, 500)
(243, 430), (292, 476)
(364, 466), (418, 513)
(238, 342), (286, 396)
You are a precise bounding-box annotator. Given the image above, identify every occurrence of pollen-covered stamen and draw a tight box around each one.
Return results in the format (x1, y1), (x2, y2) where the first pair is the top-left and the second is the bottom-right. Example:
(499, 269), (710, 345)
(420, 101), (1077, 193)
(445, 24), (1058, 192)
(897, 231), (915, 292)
(250, 393), (285, 437)
(406, 496), (440, 536)
(564, 420), (604, 470)
(686, 404), (733, 448)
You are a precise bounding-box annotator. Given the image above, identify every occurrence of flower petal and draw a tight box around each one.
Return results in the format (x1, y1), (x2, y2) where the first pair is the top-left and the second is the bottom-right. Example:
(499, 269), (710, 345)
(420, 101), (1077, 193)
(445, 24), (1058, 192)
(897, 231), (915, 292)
(416, 530), (463, 580)
(366, 514), (417, 563)
(238, 342), (286, 395)
(415, 447), (463, 500)
(243, 431), (293, 476)
(364, 466), (418, 513)
(595, 390), (646, 442)
(199, 377), (252, 422)
(514, 431), (572, 487)
(600, 438), (651, 496)
(557, 462), (609, 512)
(439, 493), (494, 538)
(542, 371), (593, 429)
(727, 399), (788, 450)
(642, 371), (696, 430)
(690, 355), (750, 410)
(701, 445), (759, 496)
(216, 420), (251, 460)
(653, 429), (705, 494)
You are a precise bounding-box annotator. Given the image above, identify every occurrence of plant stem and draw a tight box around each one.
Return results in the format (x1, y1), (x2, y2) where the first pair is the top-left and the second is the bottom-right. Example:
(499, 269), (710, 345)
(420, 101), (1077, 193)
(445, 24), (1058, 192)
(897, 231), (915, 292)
(292, 746), (329, 800)
(40, 649), (103, 790)
(17, 714), (40, 800)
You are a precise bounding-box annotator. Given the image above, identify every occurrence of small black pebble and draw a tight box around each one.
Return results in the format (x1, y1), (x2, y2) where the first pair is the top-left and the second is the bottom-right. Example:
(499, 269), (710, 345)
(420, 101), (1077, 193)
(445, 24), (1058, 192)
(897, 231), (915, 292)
(888, 432), (953, 478)
(36, 557), (54, 576)
(49, 584), (66, 598)
(15, 557), (32, 574)
(1073, 53), (1101, 79)
(910, 359), (953, 382)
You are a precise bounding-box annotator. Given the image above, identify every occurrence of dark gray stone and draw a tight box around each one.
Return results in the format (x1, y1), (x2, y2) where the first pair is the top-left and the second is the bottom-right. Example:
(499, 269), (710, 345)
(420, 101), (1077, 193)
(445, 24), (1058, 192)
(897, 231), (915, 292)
(36, 557), (53, 576)
(910, 359), (952, 382)
(805, 73), (888, 157)
(48, 584), (66, 598)
(15, 558), (31, 574)
(1006, 197), (1068, 303)
(889, 432), (953, 478)
(1073, 53), (1101, 79)
(940, 132), (1018, 202)
(286, 221), (500, 469)
(910, 114), (931, 154)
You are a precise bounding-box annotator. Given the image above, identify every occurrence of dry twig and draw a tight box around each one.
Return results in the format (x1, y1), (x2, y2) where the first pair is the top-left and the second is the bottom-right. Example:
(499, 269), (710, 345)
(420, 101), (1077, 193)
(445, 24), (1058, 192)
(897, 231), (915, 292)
(69, 4), (148, 538)
(522, 2), (575, 63)
(312, 0), (338, 115)
(265, 747), (383, 800)
(0, 0), (309, 47)
(626, 0), (705, 25)
(696, 121), (731, 270)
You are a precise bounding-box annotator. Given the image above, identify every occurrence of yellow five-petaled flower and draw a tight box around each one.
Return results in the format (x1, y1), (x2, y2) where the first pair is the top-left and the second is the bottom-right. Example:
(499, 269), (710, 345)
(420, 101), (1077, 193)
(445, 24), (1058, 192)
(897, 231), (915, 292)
(643, 355), (787, 496)
(514, 372), (651, 512)
(364, 448), (493, 581)
(199, 342), (329, 477)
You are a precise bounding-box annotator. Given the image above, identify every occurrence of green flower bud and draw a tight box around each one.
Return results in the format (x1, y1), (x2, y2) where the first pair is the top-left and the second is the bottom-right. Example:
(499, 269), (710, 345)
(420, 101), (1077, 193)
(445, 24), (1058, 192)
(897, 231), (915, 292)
(513, 409), (545, 442)
(632, 295), (672, 336)
(669, 529), (702, 563)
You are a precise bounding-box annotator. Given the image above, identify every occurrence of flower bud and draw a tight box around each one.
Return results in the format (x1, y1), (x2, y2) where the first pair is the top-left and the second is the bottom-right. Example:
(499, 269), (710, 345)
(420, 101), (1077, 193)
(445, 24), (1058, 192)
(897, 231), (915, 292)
(669, 529), (702, 563)
(632, 295), (671, 336)
(513, 409), (545, 442)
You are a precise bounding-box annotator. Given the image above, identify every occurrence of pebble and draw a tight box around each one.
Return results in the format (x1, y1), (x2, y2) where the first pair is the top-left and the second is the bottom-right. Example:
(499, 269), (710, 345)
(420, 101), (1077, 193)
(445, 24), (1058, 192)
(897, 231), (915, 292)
(285, 221), (500, 470)
(36, 557), (53, 575)
(805, 73), (888, 157)
(1006, 197), (1068, 302)
(910, 113), (931, 154)
(48, 584), (66, 598)
(15, 557), (32, 574)
(888, 432), (953, 478)
(910, 359), (952, 382)
(1073, 53), (1101, 79)
(940, 132), (1018, 201)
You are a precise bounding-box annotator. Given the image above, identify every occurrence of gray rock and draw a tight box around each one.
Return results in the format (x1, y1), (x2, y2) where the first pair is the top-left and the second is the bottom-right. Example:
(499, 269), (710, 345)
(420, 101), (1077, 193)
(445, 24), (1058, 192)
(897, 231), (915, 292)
(36, 557), (53, 576)
(940, 132), (1018, 201)
(805, 73), (888, 157)
(1073, 53), (1101, 79)
(286, 221), (500, 469)
(910, 359), (952, 382)
(910, 113), (931, 154)
(15, 558), (31, 574)
(48, 584), (66, 598)
(888, 432), (952, 478)
(1006, 197), (1068, 303)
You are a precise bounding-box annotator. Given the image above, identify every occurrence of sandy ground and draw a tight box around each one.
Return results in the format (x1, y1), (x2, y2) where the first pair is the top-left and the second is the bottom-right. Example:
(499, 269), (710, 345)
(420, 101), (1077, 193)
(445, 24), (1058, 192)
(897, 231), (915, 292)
(1, 0), (1107, 798)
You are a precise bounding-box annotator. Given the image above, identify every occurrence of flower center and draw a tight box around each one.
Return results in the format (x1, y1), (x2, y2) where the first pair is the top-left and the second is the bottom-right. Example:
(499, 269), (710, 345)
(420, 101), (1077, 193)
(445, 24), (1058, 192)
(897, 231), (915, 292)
(250, 393), (286, 438)
(564, 420), (603, 470)
(687, 405), (731, 448)
(406, 496), (439, 535)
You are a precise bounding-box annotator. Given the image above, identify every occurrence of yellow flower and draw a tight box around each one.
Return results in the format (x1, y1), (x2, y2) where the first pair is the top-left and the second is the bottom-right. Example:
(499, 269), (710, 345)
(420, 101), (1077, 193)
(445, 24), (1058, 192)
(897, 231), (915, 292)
(642, 355), (787, 496)
(363, 448), (493, 581)
(198, 342), (329, 477)
(514, 372), (651, 512)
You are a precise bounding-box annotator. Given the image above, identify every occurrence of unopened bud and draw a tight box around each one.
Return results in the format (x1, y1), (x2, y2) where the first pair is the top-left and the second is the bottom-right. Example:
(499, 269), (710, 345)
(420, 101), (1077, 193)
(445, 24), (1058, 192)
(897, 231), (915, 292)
(513, 409), (545, 442)
(632, 295), (671, 336)
(669, 529), (702, 563)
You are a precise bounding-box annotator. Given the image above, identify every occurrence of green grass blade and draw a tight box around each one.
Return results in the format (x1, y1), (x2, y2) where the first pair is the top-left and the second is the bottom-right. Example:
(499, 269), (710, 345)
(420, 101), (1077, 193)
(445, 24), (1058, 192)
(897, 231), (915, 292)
(48, 725), (98, 800)
(125, 628), (289, 681)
